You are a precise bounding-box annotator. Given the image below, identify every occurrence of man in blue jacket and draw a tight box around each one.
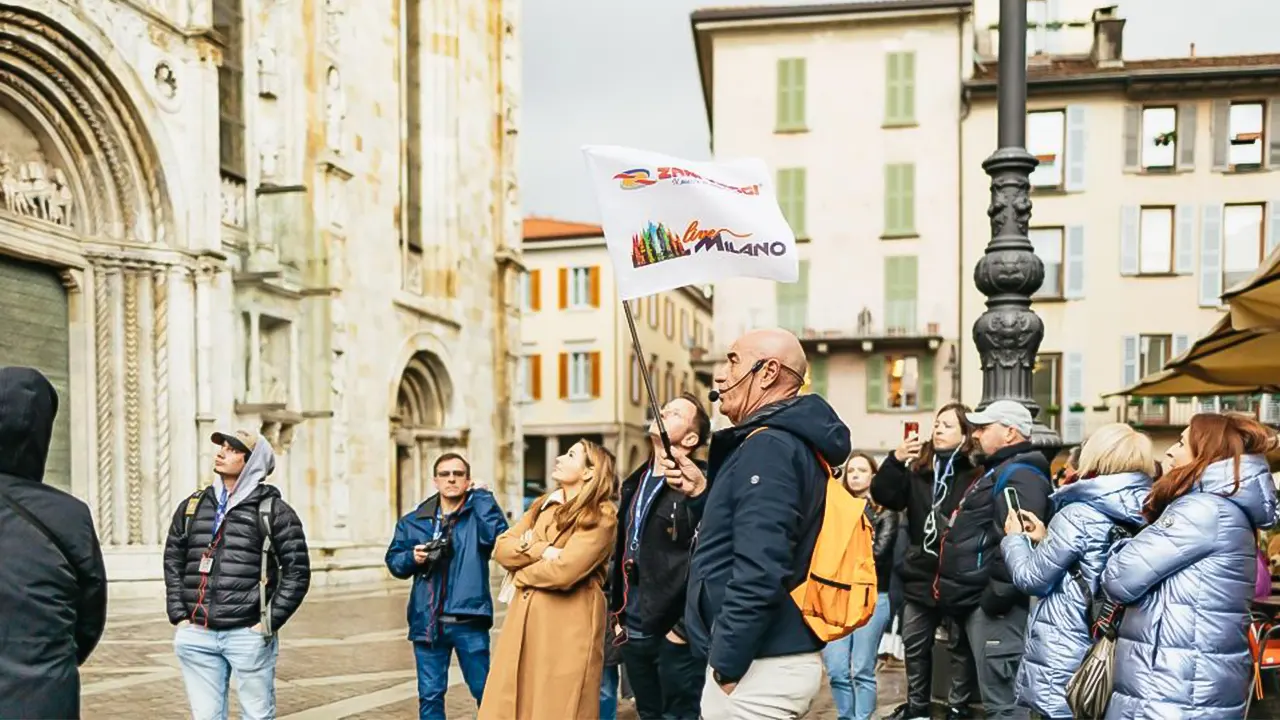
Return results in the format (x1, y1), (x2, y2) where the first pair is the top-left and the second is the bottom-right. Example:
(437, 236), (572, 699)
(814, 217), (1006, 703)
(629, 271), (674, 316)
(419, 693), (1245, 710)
(663, 328), (852, 720)
(386, 453), (509, 720)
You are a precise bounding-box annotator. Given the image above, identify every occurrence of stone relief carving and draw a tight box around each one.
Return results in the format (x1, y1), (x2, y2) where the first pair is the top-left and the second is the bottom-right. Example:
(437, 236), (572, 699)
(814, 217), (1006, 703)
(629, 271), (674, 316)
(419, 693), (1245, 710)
(154, 61), (177, 99)
(257, 34), (278, 98)
(259, 330), (290, 405)
(0, 153), (74, 227)
(221, 174), (246, 227)
(325, 67), (345, 154)
(324, 0), (344, 50)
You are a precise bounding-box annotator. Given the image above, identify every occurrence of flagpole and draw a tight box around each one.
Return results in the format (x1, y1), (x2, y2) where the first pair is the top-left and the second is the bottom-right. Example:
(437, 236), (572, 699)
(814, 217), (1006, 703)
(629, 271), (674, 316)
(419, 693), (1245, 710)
(622, 299), (674, 460)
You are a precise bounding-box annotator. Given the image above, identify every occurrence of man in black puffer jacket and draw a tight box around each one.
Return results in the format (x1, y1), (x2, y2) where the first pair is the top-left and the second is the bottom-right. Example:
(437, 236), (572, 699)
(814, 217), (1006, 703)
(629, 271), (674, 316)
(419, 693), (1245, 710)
(163, 429), (310, 720)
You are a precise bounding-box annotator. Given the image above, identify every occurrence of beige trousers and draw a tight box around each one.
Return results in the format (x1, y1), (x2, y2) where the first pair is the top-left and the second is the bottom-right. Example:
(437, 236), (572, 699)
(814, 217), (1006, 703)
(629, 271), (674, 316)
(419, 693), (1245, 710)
(700, 652), (823, 720)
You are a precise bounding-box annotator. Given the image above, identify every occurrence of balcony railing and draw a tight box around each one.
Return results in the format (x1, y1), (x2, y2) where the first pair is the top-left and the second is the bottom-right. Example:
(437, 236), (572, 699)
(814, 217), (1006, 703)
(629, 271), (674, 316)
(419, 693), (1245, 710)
(1122, 394), (1280, 427)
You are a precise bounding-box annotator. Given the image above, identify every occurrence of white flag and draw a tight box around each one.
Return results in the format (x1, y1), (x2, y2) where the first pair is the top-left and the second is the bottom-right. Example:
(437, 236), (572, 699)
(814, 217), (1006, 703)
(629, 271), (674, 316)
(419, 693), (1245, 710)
(582, 145), (799, 301)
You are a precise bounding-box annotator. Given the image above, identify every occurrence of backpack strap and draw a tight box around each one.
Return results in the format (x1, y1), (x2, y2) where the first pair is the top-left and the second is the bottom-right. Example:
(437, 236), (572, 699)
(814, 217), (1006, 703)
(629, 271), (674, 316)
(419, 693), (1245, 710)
(258, 496), (277, 639)
(181, 490), (205, 540)
(991, 461), (1050, 498)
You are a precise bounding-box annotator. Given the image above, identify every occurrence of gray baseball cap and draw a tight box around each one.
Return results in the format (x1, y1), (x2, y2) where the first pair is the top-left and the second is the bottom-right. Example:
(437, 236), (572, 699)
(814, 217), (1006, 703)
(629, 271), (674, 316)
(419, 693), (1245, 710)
(966, 400), (1033, 438)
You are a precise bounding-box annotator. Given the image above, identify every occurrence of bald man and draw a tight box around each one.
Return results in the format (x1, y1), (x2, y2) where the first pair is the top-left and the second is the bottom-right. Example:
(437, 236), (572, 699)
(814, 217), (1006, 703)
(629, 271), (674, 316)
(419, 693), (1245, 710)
(662, 328), (852, 719)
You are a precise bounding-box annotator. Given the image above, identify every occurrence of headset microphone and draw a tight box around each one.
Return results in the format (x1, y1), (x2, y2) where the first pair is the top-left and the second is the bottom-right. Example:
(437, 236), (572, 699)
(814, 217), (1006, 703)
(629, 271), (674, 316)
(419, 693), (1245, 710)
(707, 359), (765, 403)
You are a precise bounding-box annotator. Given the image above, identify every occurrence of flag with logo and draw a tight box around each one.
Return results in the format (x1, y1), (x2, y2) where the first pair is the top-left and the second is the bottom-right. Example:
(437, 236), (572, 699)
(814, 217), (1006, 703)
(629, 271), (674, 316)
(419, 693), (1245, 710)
(582, 145), (799, 301)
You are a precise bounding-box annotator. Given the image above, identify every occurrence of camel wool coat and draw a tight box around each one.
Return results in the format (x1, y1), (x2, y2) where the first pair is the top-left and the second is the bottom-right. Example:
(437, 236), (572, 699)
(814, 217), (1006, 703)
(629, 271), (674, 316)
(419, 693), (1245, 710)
(479, 492), (617, 720)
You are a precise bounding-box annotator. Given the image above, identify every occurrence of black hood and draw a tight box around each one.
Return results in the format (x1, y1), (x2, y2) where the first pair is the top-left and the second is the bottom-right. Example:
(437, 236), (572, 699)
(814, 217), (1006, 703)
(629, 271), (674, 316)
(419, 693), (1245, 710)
(0, 367), (58, 482)
(713, 394), (852, 468)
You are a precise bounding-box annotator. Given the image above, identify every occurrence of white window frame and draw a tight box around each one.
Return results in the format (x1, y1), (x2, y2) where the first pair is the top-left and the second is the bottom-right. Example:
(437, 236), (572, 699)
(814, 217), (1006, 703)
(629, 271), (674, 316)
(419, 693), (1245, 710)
(1030, 227), (1064, 299)
(1138, 207), (1174, 275)
(1228, 101), (1265, 167)
(646, 295), (659, 327)
(1141, 106), (1177, 169)
(1028, 109), (1066, 188)
(569, 351), (591, 400)
(568, 267), (590, 308)
(518, 356), (532, 402)
(1032, 353), (1062, 432)
(1223, 203), (1265, 291)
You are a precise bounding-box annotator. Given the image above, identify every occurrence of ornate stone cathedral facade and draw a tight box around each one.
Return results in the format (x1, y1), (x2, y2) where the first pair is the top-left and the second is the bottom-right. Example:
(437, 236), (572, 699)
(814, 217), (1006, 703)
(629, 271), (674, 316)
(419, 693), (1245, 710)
(0, 0), (522, 596)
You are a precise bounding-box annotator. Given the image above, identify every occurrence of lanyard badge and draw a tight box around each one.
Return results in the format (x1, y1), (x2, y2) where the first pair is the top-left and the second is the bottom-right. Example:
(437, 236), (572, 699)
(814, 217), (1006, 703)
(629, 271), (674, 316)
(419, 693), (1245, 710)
(198, 554), (214, 574)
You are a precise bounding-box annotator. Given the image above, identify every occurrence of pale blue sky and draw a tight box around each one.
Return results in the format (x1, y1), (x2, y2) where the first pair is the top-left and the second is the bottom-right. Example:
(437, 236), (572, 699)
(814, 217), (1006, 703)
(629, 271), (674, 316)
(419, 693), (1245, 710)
(520, 0), (1280, 223)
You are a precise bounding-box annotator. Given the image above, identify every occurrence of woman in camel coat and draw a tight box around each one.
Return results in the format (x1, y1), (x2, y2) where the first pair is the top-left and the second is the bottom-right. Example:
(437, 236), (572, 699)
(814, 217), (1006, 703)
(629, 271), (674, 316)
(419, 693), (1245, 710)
(480, 438), (619, 720)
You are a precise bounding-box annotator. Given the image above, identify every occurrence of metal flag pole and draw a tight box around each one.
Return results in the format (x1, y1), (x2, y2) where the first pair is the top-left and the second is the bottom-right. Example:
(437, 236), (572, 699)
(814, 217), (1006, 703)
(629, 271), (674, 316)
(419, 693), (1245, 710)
(622, 299), (674, 460)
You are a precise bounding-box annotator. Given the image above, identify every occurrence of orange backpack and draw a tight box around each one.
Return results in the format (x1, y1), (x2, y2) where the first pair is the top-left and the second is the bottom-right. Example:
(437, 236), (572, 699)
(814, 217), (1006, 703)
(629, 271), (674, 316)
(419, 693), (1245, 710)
(748, 427), (878, 642)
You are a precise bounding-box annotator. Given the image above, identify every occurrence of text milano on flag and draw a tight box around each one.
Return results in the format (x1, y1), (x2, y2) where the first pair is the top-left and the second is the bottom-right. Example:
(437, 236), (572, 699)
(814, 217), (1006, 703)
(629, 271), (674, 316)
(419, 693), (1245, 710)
(582, 145), (799, 301)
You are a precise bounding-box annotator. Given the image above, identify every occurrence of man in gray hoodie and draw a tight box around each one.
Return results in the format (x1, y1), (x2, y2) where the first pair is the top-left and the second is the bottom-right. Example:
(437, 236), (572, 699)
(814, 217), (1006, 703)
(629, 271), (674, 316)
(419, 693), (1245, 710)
(163, 429), (311, 720)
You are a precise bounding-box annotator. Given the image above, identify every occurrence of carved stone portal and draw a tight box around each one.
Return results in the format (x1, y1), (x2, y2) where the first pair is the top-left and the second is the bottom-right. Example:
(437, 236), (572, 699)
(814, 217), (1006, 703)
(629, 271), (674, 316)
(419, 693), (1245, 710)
(0, 107), (74, 228)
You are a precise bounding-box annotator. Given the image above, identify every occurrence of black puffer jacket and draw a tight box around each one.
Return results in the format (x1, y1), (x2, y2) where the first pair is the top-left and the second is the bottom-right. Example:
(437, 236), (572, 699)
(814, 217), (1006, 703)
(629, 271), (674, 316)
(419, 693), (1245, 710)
(869, 504), (900, 591)
(0, 368), (108, 720)
(871, 447), (978, 607)
(163, 482), (311, 630)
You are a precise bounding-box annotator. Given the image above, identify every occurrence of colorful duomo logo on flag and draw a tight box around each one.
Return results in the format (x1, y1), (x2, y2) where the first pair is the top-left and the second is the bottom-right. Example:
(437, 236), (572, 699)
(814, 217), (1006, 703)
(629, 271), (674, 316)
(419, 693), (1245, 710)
(631, 222), (690, 268)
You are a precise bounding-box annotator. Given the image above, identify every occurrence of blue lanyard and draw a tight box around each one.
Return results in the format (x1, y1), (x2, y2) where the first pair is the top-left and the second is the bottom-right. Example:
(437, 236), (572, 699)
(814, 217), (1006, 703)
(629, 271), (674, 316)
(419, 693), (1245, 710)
(629, 471), (666, 552)
(432, 507), (446, 541)
(213, 488), (229, 531)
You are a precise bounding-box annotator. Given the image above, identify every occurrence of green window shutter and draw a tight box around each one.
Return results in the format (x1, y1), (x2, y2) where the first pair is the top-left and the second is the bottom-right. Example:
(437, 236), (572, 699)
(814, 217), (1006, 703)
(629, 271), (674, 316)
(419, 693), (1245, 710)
(884, 165), (899, 235)
(777, 169), (793, 229)
(901, 255), (918, 331)
(884, 256), (900, 329)
(901, 163), (915, 234)
(792, 168), (807, 238)
(792, 58), (806, 129)
(776, 58), (806, 130)
(885, 53), (900, 124)
(919, 352), (936, 410)
(866, 354), (886, 411)
(776, 59), (791, 130)
(776, 259), (809, 332)
(884, 164), (916, 236)
(809, 355), (829, 397)
(901, 52), (916, 123)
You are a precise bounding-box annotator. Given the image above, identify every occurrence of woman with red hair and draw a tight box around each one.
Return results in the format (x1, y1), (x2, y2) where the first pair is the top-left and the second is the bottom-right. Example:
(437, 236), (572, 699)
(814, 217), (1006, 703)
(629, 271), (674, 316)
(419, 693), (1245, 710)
(1100, 413), (1278, 719)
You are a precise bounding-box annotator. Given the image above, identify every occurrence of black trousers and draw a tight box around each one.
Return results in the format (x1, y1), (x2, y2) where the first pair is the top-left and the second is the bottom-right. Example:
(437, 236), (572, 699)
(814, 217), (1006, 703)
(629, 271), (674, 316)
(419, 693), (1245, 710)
(619, 633), (703, 720)
(901, 600), (978, 710)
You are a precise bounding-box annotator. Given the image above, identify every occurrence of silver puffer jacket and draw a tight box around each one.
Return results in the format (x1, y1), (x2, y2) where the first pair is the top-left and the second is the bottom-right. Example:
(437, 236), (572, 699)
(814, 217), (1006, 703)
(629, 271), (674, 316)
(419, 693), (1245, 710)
(1101, 455), (1277, 719)
(1000, 471), (1152, 719)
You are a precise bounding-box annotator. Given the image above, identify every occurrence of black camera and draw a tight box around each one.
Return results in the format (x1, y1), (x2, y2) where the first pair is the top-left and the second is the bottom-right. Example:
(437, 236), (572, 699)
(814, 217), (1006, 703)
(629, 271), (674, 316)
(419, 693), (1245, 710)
(420, 536), (451, 567)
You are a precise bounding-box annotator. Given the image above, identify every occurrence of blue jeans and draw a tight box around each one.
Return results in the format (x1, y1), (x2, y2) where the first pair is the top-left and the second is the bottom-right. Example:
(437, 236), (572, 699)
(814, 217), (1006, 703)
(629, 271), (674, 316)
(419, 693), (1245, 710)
(173, 624), (279, 720)
(821, 592), (892, 720)
(414, 623), (492, 720)
(600, 664), (620, 719)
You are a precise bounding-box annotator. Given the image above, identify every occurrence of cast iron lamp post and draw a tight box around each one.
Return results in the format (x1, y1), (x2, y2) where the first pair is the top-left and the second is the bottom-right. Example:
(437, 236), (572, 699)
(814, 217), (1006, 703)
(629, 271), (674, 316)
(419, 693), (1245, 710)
(971, 0), (1061, 450)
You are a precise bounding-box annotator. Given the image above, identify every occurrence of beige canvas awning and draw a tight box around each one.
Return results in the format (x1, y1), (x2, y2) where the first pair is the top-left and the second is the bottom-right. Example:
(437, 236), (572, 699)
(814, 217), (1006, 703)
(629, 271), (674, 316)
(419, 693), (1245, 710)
(1110, 315), (1280, 397)
(1223, 245), (1280, 331)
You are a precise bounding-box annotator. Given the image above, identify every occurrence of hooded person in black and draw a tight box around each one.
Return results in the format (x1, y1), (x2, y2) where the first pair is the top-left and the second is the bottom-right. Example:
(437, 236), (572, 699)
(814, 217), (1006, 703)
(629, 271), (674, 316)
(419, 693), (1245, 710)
(661, 329), (852, 720)
(0, 367), (108, 720)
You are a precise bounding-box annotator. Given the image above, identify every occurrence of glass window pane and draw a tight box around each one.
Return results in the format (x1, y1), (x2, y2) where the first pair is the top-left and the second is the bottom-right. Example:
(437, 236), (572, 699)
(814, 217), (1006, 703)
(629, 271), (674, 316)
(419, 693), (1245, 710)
(1030, 228), (1063, 297)
(1028, 111), (1065, 187)
(1139, 208), (1172, 274)
(1229, 102), (1264, 166)
(1223, 204), (1264, 289)
(1141, 107), (1177, 168)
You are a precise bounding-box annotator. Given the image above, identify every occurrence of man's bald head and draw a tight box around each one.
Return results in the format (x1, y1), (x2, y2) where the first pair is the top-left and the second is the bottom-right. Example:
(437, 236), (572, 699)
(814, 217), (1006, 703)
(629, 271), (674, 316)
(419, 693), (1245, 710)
(737, 328), (808, 392)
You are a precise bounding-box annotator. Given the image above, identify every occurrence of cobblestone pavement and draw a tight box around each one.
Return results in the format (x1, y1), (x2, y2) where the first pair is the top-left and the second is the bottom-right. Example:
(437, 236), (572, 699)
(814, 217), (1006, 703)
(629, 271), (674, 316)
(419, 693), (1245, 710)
(85, 579), (910, 719)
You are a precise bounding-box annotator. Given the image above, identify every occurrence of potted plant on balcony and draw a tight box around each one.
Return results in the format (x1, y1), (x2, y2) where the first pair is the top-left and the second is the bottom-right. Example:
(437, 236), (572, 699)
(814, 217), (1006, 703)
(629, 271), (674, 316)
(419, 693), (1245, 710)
(1154, 130), (1176, 147)
(1151, 396), (1168, 407)
(1045, 404), (1061, 417)
(1127, 397), (1143, 407)
(1069, 402), (1086, 413)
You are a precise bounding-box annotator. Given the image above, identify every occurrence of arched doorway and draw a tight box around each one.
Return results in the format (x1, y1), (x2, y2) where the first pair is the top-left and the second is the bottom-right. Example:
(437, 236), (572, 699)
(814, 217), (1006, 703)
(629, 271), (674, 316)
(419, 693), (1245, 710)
(391, 351), (453, 516)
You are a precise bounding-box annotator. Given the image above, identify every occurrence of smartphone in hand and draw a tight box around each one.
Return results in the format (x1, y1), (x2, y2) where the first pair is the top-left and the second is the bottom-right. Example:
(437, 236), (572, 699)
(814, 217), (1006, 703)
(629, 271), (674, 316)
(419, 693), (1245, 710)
(1003, 487), (1024, 525)
(904, 421), (919, 439)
